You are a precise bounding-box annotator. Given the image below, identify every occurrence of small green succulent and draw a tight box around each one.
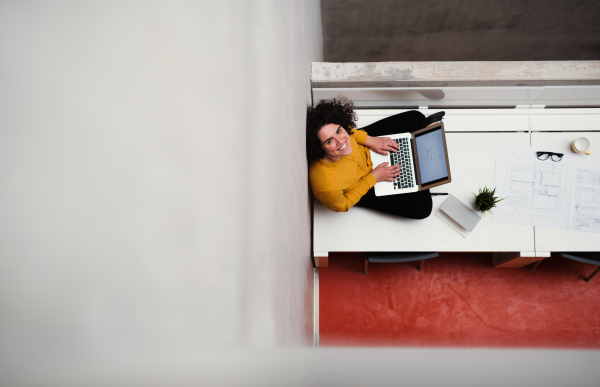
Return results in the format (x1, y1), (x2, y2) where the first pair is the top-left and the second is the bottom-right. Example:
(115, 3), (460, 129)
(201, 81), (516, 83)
(472, 186), (505, 216)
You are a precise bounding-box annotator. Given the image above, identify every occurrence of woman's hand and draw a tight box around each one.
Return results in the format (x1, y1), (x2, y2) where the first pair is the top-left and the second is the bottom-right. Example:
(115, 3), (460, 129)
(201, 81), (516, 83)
(370, 162), (402, 183)
(365, 135), (399, 155)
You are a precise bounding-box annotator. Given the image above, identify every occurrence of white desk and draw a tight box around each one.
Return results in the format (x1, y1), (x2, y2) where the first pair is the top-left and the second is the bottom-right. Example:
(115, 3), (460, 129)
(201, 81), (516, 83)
(357, 108), (530, 132)
(530, 108), (600, 132)
(529, 109), (600, 253)
(313, 109), (600, 267)
(530, 131), (600, 253)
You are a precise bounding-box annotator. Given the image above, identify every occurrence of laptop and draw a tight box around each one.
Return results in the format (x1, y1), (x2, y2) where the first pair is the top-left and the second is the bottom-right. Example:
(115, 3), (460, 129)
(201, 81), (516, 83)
(369, 122), (451, 196)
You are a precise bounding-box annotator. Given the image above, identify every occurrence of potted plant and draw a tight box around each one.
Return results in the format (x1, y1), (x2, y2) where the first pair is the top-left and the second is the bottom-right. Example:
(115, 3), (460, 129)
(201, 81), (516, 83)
(473, 186), (504, 216)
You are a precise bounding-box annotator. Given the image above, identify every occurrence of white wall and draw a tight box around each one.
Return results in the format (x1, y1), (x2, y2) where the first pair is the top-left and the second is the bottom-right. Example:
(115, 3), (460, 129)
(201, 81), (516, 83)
(0, 0), (321, 382)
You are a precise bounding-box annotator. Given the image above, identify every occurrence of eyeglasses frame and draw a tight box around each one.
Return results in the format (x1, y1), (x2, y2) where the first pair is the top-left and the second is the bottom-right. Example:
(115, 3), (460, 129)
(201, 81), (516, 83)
(536, 151), (564, 162)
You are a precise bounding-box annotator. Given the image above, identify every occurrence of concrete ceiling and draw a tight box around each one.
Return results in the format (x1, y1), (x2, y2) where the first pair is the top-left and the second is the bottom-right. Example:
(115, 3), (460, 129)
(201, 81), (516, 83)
(322, 0), (600, 62)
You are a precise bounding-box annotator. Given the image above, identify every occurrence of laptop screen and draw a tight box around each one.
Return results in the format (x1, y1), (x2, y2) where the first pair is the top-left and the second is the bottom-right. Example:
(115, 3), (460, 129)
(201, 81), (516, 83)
(414, 127), (449, 186)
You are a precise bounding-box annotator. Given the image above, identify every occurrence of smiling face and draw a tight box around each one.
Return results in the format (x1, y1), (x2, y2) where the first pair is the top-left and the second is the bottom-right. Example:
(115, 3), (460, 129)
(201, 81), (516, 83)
(317, 124), (352, 163)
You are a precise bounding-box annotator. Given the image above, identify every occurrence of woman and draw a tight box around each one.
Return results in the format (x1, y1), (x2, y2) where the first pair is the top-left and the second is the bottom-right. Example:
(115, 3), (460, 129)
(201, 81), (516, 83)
(307, 97), (442, 219)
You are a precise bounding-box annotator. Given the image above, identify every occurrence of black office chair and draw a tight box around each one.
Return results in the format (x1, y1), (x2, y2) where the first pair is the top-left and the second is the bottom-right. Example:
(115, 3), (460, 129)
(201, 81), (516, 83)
(530, 252), (600, 282)
(364, 252), (439, 275)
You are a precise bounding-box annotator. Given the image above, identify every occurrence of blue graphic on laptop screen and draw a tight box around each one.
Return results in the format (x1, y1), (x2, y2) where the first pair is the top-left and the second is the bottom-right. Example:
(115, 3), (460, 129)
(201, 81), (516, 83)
(415, 129), (448, 184)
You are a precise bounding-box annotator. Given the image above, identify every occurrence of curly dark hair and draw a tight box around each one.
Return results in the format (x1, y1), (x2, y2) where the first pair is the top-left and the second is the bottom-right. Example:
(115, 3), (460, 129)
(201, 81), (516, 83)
(306, 96), (357, 161)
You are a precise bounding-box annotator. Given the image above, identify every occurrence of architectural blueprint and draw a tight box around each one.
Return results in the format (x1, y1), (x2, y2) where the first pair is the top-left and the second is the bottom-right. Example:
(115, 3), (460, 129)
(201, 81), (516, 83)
(570, 158), (600, 233)
(491, 145), (600, 233)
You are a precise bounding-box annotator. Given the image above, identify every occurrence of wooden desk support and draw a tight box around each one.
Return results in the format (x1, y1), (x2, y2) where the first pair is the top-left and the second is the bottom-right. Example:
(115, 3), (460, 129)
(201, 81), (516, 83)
(314, 252), (328, 268)
(492, 252), (547, 268)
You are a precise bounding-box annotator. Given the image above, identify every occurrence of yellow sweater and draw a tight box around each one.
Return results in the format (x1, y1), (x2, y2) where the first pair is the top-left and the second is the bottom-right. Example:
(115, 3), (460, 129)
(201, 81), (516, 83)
(309, 129), (376, 212)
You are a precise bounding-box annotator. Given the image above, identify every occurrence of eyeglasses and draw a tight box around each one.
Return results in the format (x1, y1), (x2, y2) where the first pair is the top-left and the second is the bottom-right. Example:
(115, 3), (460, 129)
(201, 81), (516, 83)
(536, 151), (563, 162)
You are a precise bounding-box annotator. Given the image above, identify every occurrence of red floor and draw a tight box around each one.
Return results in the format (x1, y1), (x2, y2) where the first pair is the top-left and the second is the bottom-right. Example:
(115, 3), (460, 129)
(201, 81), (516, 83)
(319, 252), (600, 348)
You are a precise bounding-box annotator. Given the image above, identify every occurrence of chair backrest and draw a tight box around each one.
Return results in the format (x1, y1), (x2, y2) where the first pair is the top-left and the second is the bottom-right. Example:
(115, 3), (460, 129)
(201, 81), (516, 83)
(366, 252), (438, 263)
(560, 252), (600, 266)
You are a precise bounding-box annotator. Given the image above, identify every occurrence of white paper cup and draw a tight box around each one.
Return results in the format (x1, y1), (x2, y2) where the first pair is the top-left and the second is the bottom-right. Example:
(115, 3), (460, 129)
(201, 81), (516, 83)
(572, 137), (590, 154)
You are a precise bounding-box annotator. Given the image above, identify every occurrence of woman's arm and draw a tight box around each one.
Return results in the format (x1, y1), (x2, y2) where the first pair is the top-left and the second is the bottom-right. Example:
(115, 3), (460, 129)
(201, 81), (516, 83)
(314, 174), (376, 212)
(361, 119), (439, 155)
(364, 135), (400, 155)
(314, 163), (401, 212)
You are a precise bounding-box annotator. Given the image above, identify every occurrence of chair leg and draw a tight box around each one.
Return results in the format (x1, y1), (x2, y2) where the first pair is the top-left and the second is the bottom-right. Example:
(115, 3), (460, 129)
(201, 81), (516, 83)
(584, 266), (600, 283)
(530, 260), (543, 272)
(417, 259), (424, 272)
(364, 258), (368, 275)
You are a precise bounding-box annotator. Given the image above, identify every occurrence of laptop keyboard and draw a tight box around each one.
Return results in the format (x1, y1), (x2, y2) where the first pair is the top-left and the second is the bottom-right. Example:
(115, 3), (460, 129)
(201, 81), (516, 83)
(391, 138), (414, 190)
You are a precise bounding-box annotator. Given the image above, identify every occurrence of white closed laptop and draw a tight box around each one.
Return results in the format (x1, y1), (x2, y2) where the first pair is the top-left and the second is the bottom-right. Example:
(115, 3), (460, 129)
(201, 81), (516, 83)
(436, 194), (482, 238)
(369, 122), (452, 196)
